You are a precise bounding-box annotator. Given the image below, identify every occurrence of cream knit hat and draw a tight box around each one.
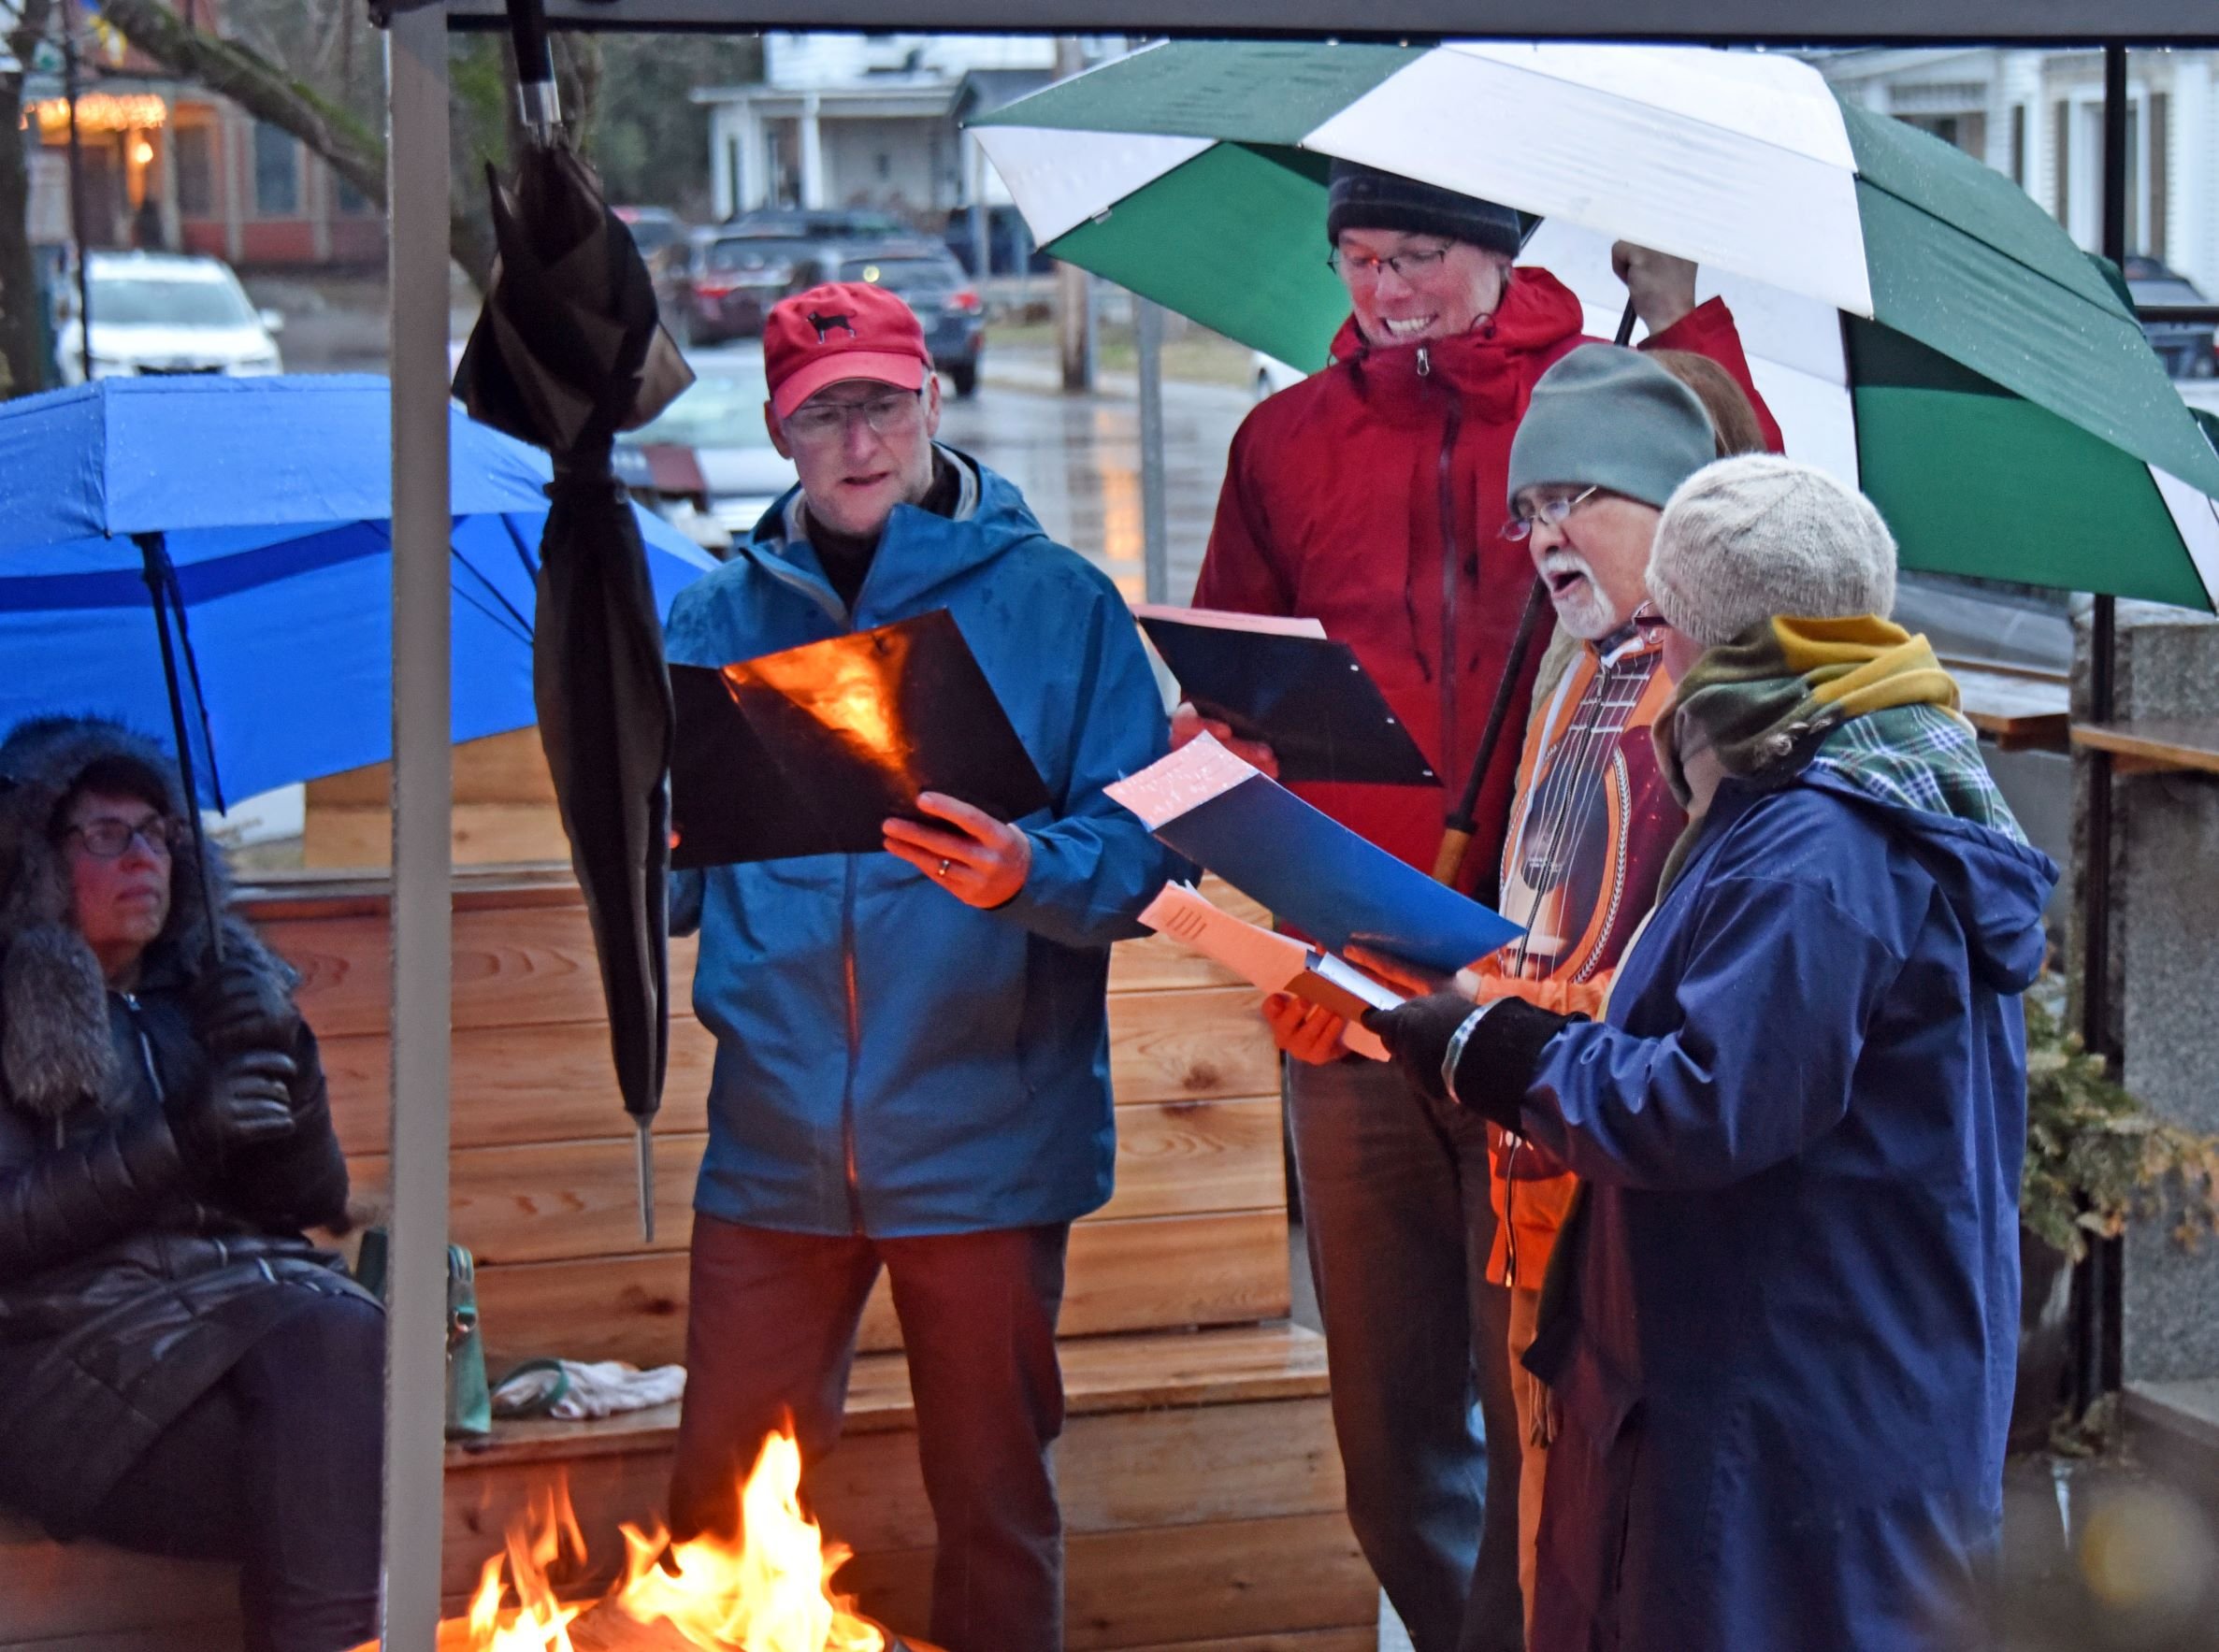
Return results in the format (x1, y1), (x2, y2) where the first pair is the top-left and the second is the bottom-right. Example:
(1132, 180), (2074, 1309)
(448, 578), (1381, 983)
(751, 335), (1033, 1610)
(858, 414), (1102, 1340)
(1647, 455), (1898, 648)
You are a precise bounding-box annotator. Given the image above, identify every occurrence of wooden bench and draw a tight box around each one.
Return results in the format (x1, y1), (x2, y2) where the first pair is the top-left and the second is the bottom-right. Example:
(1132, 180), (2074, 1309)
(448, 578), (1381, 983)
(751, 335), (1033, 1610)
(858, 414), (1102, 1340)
(2070, 716), (2219, 776)
(2, 869), (1369, 1652)
(1949, 663), (2071, 753)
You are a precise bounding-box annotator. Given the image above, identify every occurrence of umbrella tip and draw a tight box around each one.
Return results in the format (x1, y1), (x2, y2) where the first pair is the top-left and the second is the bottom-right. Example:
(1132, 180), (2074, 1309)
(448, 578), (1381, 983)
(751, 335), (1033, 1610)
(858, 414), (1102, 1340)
(636, 1116), (656, 1245)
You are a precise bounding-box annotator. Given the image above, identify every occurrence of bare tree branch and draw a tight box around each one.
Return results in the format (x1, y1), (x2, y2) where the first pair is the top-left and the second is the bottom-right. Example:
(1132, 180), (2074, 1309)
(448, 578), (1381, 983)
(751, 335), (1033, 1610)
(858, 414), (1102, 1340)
(98, 0), (497, 290)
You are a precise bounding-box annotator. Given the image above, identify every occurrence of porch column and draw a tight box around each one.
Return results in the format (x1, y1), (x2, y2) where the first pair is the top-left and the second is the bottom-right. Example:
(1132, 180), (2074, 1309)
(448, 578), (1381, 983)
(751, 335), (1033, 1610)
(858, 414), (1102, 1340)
(799, 92), (826, 209)
(738, 105), (765, 211)
(156, 104), (180, 251)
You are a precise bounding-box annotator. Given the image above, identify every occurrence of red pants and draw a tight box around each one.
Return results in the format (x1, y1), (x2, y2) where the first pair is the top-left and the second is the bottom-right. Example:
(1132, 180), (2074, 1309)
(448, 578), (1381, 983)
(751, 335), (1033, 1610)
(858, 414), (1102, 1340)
(670, 1214), (1071, 1652)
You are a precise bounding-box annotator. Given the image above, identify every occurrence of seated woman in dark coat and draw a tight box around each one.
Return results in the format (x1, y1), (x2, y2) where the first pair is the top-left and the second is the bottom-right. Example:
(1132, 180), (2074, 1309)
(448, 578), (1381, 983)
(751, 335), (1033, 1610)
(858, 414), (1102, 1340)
(0, 715), (382, 1652)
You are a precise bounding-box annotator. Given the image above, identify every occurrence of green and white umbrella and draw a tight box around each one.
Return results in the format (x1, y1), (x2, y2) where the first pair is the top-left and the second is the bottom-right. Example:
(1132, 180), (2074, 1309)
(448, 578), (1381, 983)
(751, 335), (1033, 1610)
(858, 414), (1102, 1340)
(974, 39), (2219, 612)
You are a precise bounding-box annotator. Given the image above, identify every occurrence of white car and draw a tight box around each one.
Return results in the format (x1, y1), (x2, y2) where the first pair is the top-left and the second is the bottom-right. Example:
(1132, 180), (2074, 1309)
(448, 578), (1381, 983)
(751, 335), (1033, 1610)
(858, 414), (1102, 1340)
(615, 351), (799, 556)
(1251, 352), (1307, 402)
(55, 251), (284, 385)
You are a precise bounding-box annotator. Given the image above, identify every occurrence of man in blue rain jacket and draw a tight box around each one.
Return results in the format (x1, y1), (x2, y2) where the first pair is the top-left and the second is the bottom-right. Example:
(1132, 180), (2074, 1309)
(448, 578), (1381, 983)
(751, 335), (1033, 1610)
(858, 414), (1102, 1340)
(662, 283), (1175, 1652)
(1372, 457), (2058, 1652)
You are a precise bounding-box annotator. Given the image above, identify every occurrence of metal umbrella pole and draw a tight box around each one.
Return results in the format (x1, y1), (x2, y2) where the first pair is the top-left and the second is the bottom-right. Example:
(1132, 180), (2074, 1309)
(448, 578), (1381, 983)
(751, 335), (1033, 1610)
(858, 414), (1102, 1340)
(1136, 294), (1170, 605)
(134, 532), (224, 965)
(2073, 40), (2130, 1419)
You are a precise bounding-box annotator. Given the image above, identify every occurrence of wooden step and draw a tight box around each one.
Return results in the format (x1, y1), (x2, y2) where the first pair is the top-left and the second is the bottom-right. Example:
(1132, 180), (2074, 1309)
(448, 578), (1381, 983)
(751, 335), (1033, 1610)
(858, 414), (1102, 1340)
(470, 1208), (1294, 1369)
(0, 1328), (1357, 1652)
(439, 1324), (1357, 1641)
(457, 1320), (1332, 1469)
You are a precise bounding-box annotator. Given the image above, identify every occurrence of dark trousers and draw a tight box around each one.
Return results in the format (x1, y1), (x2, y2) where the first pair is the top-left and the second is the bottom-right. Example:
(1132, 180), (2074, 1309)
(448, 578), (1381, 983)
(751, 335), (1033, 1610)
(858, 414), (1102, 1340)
(671, 1214), (1072, 1652)
(82, 1288), (385, 1652)
(1288, 1056), (1523, 1652)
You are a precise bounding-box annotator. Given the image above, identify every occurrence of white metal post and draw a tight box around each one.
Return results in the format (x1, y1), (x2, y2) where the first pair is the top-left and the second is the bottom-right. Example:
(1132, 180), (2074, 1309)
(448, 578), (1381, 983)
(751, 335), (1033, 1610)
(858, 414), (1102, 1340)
(382, 7), (454, 1647)
(1135, 294), (1169, 604)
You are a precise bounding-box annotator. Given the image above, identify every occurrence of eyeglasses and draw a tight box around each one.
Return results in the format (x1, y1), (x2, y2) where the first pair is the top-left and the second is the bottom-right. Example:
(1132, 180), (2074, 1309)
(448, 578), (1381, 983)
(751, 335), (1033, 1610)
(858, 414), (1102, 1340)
(785, 389), (924, 445)
(1502, 484), (1603, 542)
(1326, 244), (1452, 283)
(65, 814), (180, 860)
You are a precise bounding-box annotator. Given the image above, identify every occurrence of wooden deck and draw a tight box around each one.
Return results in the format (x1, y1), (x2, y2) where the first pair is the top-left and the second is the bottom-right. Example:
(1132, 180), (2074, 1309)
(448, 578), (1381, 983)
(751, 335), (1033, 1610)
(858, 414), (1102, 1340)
(2, 869), (1368, 1652)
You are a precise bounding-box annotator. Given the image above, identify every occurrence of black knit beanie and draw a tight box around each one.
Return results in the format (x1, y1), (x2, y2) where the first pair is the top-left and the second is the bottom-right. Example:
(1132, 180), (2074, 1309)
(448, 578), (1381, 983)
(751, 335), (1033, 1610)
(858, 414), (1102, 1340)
(1325, 159), (1523, 256)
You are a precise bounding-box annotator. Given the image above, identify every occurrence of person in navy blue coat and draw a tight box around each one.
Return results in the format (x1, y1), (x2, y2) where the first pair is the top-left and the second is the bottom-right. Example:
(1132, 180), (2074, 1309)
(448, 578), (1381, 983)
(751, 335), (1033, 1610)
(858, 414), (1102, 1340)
(1370, 456), (2058, 1652)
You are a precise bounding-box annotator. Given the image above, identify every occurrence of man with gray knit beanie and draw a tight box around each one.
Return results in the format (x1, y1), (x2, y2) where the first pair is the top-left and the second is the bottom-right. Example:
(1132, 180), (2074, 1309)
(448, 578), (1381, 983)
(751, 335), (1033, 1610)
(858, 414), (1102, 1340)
(1367, 455), (2057, 1651)
(1190, 157), (1783, 1652)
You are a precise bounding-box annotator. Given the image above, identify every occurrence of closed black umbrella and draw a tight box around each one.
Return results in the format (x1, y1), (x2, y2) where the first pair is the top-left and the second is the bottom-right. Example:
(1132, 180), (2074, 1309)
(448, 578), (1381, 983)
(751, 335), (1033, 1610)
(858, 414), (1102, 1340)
(454, 0), (693, 1240)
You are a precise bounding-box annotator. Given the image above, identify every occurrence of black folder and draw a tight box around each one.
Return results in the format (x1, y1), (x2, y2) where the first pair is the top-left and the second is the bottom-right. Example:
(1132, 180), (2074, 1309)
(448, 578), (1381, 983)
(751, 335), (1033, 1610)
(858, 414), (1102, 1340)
(670, 610), (1053, 869)
(1135, 608), (1439, 787)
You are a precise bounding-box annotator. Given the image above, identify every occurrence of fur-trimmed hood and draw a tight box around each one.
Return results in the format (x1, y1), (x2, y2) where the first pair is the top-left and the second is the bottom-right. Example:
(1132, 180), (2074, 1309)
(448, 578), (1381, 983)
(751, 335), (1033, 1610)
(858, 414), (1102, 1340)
(0, 716), (284, 1121)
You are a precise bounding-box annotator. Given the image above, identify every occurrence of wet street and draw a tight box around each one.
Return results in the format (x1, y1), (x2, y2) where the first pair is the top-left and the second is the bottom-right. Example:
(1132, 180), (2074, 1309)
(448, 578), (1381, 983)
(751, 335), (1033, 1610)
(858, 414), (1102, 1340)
(939, 348), (1248, 604)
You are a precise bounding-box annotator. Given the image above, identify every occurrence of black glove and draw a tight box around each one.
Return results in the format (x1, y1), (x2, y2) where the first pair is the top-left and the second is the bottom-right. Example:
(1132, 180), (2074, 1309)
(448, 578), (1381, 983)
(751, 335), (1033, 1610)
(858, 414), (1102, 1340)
(1363, 992), (1483, 1105)
(174, 1048), (299, 1173)
(194, 954), (301, 1057)
(1364, 995), (1582, 1128)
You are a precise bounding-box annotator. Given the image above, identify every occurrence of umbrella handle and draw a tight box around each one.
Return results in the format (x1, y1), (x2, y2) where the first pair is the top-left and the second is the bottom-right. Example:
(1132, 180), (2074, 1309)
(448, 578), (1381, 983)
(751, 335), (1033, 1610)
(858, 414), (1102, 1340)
(1434, 578), (1551, 898)
(504, 0), (562, 143)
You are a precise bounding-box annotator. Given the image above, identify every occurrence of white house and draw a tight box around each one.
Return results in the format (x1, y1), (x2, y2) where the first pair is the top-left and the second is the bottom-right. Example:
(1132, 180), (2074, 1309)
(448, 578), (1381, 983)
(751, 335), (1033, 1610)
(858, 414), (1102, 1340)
(694, 35), (1120, 233)
(1817, 48), (2219, 291)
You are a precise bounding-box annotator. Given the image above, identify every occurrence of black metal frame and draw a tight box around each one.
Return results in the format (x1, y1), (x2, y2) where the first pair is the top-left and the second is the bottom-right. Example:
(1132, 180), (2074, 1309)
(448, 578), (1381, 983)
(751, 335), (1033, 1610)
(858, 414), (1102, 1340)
(396, 0), (2219, 40)
(390, 0), (2204, 1423)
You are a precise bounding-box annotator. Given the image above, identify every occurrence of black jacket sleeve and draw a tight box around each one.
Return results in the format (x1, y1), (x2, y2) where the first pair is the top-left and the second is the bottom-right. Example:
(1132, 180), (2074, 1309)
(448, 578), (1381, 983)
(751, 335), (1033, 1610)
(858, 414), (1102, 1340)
(216, 1022), (351, 1232)
(0, 1108), (192, 1280)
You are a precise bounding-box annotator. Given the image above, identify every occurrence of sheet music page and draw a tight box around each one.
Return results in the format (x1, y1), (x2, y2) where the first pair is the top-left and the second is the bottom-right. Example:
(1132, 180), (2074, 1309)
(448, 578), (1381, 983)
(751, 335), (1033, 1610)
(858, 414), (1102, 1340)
(1133, 604), (1329, 639)
(1105, 733), (1256, 829)
(1138, 883), (1392, 1062)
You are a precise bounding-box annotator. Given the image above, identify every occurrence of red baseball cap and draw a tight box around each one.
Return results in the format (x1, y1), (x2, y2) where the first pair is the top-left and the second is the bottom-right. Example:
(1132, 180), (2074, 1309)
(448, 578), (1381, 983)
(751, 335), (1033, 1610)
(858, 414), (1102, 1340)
(763, 280), (932, 420)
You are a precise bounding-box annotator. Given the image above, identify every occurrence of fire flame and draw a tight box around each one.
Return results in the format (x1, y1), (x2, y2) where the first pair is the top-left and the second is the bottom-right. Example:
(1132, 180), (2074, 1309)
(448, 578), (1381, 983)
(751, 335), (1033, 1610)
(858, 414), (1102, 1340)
(615, 1431), (885, 1652)
(435, 1428), (886, 1652)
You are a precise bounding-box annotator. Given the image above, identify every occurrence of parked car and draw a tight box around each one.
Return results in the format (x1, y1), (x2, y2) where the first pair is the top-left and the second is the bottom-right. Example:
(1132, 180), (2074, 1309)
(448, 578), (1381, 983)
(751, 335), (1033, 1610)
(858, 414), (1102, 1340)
(818, 241), (985, 398)
(656, 228), (814, 347)
(2123, 255), (2219, 380)
(941, 204), (1054, 278)
(614, 350), (798, 554)
(54, 251), (283, 385)
(613, 205), (686, 266)
(722, 206), (914, 240)
(660, 230), (986, 395)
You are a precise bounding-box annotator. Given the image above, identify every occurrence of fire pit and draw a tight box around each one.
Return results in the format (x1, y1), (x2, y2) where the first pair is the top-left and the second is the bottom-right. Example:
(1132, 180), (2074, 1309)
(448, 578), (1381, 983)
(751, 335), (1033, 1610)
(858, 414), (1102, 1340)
(562, 1613), (941, 1652)
(389, 1429), (941, 1652)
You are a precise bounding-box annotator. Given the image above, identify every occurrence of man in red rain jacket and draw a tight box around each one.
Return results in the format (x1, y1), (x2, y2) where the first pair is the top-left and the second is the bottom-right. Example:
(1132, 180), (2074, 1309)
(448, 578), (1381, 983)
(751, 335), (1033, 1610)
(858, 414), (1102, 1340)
(1189, 159), (1780, 1652)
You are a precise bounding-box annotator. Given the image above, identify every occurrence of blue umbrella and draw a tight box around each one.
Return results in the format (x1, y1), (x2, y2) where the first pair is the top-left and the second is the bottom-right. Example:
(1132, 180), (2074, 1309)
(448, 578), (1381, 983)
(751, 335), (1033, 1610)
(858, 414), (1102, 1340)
(0, 374), (718, 810)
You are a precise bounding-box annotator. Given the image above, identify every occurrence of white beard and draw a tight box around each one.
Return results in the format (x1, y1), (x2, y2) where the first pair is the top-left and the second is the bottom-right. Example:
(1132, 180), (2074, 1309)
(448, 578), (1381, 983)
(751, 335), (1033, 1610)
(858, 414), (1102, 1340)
(1540, 551), (1622, 641)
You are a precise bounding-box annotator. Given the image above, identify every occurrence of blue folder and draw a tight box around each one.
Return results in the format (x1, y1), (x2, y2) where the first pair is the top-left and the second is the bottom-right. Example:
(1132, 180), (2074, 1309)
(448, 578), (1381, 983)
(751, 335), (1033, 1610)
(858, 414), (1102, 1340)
(1145, 769), (1521, 974)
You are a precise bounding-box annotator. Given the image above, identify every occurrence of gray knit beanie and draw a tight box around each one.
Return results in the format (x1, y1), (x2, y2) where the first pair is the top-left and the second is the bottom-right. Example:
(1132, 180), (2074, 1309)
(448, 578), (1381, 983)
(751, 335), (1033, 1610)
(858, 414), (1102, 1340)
(1506, 346), (1719, 511)
(1648, 455), (1898, 648)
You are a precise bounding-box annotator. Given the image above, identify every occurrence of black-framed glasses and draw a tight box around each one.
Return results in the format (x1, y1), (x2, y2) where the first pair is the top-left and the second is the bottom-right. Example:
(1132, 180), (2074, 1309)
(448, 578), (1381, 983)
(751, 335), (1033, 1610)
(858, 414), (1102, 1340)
(65, 814), (180, 860)
(1503, 484), (1602, 542)
(1326, 244), (1452, 283)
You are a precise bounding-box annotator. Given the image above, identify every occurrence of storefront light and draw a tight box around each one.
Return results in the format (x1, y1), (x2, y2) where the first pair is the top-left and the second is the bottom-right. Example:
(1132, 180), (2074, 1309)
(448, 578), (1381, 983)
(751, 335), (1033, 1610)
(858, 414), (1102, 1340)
(29, 93), (169, 136)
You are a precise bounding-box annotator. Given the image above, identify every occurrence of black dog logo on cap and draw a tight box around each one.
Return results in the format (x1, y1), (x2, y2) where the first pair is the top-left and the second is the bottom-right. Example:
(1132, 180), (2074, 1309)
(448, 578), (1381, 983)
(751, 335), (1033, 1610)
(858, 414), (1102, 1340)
(807, 311), (857, 342)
